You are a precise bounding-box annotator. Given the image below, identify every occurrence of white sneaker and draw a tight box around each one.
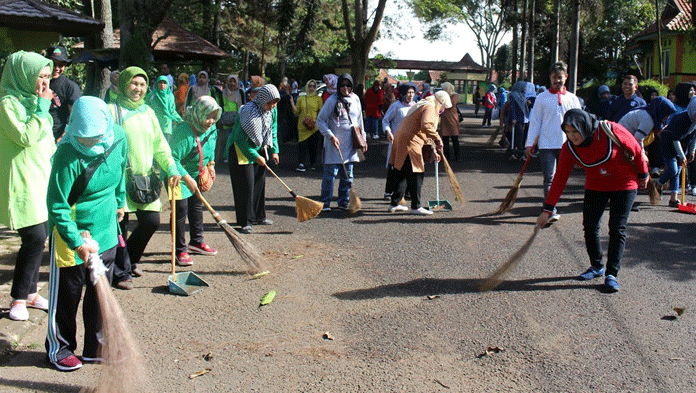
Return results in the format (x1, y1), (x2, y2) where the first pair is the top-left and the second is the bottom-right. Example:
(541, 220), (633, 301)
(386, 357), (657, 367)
(410, 207), (433, 215)
(548, 213), (561, 223)
(692, 187), (696, 196)
(9, 300), (28, 321)
(388, 204), (408, 212)
(27, 293), (48, 311)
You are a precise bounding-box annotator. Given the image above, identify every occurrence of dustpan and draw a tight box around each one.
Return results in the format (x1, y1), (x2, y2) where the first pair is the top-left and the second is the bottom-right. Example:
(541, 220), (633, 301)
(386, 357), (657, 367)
(168, 184), (208, 296)
(677, 163), (696, 214)
(428, 161), (452, 212)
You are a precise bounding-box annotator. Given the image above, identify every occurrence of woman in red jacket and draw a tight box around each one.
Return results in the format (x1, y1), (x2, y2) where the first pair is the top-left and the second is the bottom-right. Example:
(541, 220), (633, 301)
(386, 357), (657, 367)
(536, 109), (649, 293)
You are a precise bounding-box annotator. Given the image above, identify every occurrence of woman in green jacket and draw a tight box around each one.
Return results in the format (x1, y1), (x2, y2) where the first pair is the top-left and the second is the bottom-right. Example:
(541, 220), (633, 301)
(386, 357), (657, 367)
(0, 51), (55, 321)
(45, 96), (128, 371)
(147, 75), (183, 141)
(109, 67), (181, 283)
(227, 84), (280, 234)
(168, 96), (221, 266)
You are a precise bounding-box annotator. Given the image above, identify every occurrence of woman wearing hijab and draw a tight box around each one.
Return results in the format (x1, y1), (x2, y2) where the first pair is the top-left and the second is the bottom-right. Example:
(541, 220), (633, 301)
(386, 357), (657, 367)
(218, 75), (246, 162)
(295, 79), (324, 172)
(672, 82), (695, 112)
(277, 81), (298, 143)
(387, 91), (451, 215)
(618, 97), (676, 147)
(103, 70), (119, 104)
(45, 96), (128, 371)
(322, 74), (338, 103)
(175, 72), (190, 116)
(536, 109), (648, 293)
(382, 83), (416, 199)
(316, 74), (366, 211)
(185, 70), (223, 108)
(227, 85), (281, 234)
(655, 100), (696, 206)
(482, 84), (496, 127)
(109, 66), (181, 283)
(168, 96), (221, 266)
(508, 81), (530, 159)
(439, 82), (461, 162)
(0, 51), (54, 321)
(147, 75), (183, 142)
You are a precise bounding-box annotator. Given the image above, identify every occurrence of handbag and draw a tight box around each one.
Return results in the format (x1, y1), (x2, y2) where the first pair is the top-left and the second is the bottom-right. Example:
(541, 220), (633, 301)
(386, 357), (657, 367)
(351, 125), (367, 151)
(301, 97), (316, 129)
(195, 129), (214, 192)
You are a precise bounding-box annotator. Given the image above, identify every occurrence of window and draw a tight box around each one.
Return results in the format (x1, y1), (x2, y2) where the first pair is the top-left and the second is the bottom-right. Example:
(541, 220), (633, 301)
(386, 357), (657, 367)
(662, 49), (670, 78)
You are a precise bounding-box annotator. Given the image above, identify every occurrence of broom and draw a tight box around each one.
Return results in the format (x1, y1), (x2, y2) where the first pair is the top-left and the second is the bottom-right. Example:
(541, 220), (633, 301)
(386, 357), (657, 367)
(479, 226), (540, 292)
(495, 154), (532, 214)
(487, 125), (502, 145)
(193, 189), (267, 275)
(264, 165), (323, 222)
(336, 147), (362, 214)
(439, 152), (465, 204)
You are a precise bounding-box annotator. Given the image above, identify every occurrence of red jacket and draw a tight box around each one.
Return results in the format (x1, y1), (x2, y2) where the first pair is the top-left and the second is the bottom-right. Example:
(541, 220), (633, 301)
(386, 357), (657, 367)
(484, 92), (496, 109)
(364, 87), (384, 118)
(543, 122), (648, 212)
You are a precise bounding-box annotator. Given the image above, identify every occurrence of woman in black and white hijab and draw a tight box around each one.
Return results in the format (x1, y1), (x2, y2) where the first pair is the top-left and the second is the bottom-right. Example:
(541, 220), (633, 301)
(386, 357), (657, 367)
(228, 84), (281, 233)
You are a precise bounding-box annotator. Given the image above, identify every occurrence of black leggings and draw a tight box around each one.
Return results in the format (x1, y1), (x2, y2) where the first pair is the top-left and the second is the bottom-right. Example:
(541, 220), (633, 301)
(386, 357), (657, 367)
(441, 135), (460, 162)
(389, 156), (425, 209)
(298, 132), (322, 168)
(122, 210), (160, 268)
(229, 146), (267, 227)
(174, 196), (204, 254)
(12, 222), (47, 300)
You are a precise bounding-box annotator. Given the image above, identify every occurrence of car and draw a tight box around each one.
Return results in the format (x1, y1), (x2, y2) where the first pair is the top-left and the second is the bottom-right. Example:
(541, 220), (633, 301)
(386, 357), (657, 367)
(298, 82), (327, 97)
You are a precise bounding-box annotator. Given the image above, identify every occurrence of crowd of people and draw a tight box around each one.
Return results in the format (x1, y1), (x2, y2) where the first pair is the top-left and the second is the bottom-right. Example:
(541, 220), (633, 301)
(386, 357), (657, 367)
(1, 46), (695, 372)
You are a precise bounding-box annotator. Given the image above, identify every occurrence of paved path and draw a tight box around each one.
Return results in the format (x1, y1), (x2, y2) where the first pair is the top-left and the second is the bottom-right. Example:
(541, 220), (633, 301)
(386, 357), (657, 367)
(1, 106), (694, 392)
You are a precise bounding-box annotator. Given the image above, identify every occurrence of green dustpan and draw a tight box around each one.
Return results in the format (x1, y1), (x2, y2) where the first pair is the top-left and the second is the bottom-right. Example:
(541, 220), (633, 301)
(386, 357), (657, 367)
(428, 161), (452, 212)
(168, 271), (209, 296)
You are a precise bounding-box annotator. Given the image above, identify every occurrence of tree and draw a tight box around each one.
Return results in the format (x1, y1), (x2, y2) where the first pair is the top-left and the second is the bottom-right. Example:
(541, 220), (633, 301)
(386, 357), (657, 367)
(494, 44), (512, 84)
(118, 0), (177, 69)
(340, 0), (388, 86)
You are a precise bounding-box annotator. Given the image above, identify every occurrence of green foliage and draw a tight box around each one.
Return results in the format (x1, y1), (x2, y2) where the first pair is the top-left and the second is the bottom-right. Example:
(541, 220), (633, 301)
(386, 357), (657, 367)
(412, 70), (430, 81)
(639, 78), (669, 97)
(494, 44), (511, 84)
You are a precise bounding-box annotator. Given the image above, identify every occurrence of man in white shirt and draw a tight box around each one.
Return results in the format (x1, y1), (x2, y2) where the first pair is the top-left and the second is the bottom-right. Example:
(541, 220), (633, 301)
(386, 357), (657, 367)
(525, 61), (582, 222)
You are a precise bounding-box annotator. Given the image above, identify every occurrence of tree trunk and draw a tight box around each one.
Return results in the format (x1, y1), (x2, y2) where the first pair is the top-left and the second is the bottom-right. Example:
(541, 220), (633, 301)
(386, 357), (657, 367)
(519, 0), (528, 80)
(341, 0), (388, 88)
(83, 0), (114, 97)
(551, 0), (560, 63)
(568, 0), (580, 93)
(656, 0), (663, 81)
(511, 0), (518, 83)
(528, 0), (535, 83)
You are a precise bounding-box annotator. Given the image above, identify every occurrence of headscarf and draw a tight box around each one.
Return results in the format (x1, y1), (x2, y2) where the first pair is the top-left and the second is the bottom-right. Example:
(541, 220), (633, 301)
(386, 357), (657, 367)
(0, 51), (53, 113)
(398, 83), (416, 105)
(108, 70), (120, 93)
(223, 75), (242, 106)
(596, 85), (610, 98)
(525, 83), (536, 99)
(674, 82), (695, 108)
(117, 66), (148, 110)
(562, 109), (599, 147)
(441, 82), (455, 95)
(487, 84), (496, 93)
(60, 96), (115, 157)
(645, 96), (676, 130)
(189, 71), (210, 103)
(510, 81), (529, 117)
(189, 74), (196, 86)
(147, 75), (177, 119)
(304, 79), (318, 96)
(323, 74), (338, 95)
(334, 74), (353, 121)
(177, 73), (188, 87)
(407, 90), (452, 117)
(184, 95), (222, 134)
(240, 84), (280, 148)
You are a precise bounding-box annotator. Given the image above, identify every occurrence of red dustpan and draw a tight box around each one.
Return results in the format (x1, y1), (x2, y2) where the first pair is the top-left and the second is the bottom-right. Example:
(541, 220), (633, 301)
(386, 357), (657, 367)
(677, 163), (696, 214)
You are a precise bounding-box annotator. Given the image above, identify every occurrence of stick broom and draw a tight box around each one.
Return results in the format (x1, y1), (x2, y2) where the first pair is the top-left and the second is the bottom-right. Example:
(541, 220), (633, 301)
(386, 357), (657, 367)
(495, 155), (532, 214)
(264, 166), (323, 221)
(479, 226), (540, 292)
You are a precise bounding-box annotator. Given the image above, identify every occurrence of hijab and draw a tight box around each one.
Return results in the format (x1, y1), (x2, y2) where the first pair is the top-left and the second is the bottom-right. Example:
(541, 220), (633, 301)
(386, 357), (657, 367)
(441, 82), (455, 95)
(240, 84), (280, 148)
(108, 70), (120, 93)
(674, 82), (695, 109)
(334, 74), (353, 121)
(596, 85), (610, 98)
(223, 75), (242, 106)
(562, 109), (599, 148)
(189, 74), (196, 86)
(185, 95), (222, 134)
(510, 81), (529, 117)
(117, 66), (148, 110)
(487, 84), (496, 93)
(190, 71), (210, 103)
(324, 74), (338, 95)
(525, 83), (536, 99)
(645, 96), (676, 130)
(305, 79), (318, 97)
(177, 73), (189, 88)
(147, 75), (177, 118)
(60, 96), (115, 157)
(407, 90), (452, 117)
(0, 51), (53, 113)
(398, 83), (416, 105)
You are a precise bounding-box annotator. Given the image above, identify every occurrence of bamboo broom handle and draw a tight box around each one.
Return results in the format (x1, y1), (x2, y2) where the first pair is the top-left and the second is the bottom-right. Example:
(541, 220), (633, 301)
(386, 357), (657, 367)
(193, 188), (224, 222)
(336, 147), (351, 180)
(264, 165), (298, 198)
(682, 162), (687, 205)
(170, 187), (176, 280)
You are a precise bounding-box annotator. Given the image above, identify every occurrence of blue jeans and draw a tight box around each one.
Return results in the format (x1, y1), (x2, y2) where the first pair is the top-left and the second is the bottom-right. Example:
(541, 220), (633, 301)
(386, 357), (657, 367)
(538, 148), (561, 212)
(583, 189), (637, 277)
(320, 163), (353, 208)
(658, 156), (681, 193)
(366, 116), (380, 137)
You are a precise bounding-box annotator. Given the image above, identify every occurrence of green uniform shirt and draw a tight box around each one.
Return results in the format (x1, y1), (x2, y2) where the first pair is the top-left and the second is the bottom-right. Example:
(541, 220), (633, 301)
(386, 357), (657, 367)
(225, 108), (279, 163)
(168, 122), (217, 200)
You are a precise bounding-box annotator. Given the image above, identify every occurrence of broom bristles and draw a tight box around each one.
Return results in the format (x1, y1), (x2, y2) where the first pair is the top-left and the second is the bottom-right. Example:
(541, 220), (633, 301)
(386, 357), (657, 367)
(487, 126), (501, 144)
(296, 195), (323, 222)
(218, 220), (265, 274)
(647, 179), (661, 205)
(348, 189), (362, 214)
(494, 174), (524, 214)
(479, 227), (539, 292)
(93, 275), (148, 393)
(441, 155), (465, 204)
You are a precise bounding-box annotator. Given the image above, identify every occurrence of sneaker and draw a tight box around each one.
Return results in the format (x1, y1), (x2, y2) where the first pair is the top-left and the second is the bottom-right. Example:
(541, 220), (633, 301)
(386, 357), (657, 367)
(650, 167), (660, 178)
(578, 266), (605, 281)
(81, 356), (104, 364)
(337, 205), (348, 211)
(295, 164), (306, 172)
(253, 219), (273, 225)
(8, 300), (28, 321)
(604, 275), (620, 293)
(388, 204), (408, 213)
(383, 192), (392, 200)
(410, 207), (434, 215)
(188, 241), (218, 256)
(27, 293), (48, 311)
(53, 355), (82, 371)
(115, 279), (133, 290)
(239, 225), (253, 234)
(668, 200), (679, 207)
(131, 266), (143, 278)
(692, 186), (696, 196)
(176, 252), (194, 267)
(548, 213), (561, 223)
(321, 205), (331, 212)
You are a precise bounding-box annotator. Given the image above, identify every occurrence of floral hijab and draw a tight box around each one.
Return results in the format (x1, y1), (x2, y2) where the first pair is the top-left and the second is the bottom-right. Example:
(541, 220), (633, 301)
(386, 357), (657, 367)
(185, 95), (222, 134)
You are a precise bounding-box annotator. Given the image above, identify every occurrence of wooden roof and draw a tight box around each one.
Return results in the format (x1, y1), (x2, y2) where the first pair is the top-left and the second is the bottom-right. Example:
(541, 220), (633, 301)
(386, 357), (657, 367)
(631, 0), (692, 41)
(0, 0), (103, 35)
(340, 53), (486, 73)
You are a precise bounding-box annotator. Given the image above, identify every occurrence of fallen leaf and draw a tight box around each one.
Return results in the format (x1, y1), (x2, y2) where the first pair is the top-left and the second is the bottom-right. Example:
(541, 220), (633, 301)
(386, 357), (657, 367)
(251, 271), (270, 280)
(674, 307), (686, 316)
(426, 295), (440, 300)
(202, 352), (213, 361)
(260, 291), (276, 306)
(661, 315), (677, 321)
(434, 379), (450, 389)
(323, 331), (334, 340)
(189, 368), (211, 379)
(293, 255), (304, 259)
(477, 346), (504, 358)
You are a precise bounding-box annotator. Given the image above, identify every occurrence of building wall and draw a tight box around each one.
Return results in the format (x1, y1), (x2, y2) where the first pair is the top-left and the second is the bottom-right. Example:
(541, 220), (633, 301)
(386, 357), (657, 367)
(644, 32), (696, 88)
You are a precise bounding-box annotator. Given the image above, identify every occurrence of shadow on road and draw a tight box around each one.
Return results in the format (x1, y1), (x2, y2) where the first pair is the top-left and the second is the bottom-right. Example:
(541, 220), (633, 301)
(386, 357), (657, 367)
(0, 377), (83, 392)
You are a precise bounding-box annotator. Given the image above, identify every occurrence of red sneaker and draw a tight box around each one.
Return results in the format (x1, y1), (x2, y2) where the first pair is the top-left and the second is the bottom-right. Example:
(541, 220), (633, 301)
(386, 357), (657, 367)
(53, 355), (82, 371)
(176, 252), (194, 266)
(188, 241), (217, 256)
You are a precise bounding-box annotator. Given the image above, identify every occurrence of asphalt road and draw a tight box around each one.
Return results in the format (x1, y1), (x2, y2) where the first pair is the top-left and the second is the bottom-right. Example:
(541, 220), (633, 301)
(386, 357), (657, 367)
(1, 107), (695, 392)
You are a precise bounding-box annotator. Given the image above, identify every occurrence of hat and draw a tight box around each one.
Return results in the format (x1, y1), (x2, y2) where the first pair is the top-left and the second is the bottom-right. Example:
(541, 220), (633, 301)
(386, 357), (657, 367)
(45, 46), (71, 64)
